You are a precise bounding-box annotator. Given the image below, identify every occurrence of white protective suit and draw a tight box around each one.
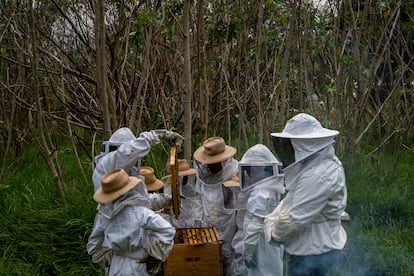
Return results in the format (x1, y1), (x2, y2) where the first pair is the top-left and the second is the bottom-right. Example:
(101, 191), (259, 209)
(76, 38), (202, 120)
(195, 158), (238, 272)
(264, 118), (347, 256)
(229, 144), (285, 276)
(93, 128), (160, 192)
(87, 183), (176, 275)
(228, 187), (248, 276)
(93, 128), (173, 211)
(163, 174), (205, 228)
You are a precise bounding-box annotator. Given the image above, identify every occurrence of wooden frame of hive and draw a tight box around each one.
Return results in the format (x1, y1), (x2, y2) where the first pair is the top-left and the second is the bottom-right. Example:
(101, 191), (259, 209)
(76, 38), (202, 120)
(164, 227), (223, 275)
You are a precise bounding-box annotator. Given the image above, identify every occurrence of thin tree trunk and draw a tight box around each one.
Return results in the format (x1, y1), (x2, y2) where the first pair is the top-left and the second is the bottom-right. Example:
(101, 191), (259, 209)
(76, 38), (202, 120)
(255, 0), (264, 143)
(278, 1), (296, 123)
(96, 0), (111, 138)
(183, 0), (192, 160)
(297, 2), (304, 111)
(28, 0), (66, 202)
(197, 0), (209, 142)
(241, 0), (249, 149)
(0, 70), (17, 181)
(128, 27), (152, 131)
(223, 2), (232, 144)
(61, 65), (88, 184)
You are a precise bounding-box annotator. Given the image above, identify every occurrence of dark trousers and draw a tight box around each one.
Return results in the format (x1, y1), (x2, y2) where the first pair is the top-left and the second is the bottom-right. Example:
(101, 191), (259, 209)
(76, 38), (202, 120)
(289, 249), (344, 276)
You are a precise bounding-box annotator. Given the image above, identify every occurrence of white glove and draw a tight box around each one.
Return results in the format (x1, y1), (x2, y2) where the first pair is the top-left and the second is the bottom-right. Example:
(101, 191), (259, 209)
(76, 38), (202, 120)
(264, 219), (285, 246)
(150, 193), (173, 211)
(263, 219), (273, 243)
(264, 209), (299, 243)
(152, 129), (184, 144)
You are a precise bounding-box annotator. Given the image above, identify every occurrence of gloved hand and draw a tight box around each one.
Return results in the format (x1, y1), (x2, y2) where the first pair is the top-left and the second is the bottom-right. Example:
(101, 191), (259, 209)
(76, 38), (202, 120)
(149, 239), (174, 262)
(263, 219), (273, 243)
(91, 248), (112, 268)
(140, 254), (162, 275)
(243, 244), (257, 268)
(150, 193), (173, 211)
(264, 209), (296, 246)
(152, 129), (184, 145)
(264, 220), (284, 246)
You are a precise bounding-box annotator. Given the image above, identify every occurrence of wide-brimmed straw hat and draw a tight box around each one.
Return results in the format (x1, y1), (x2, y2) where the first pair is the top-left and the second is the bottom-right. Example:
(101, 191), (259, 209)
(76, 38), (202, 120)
(140, 166), (164, 192)
(94, 168), (141, 204)
(193, 137), (236, 164)
(166, 159), (196, 176)
(271, 113), (339, 139)
(223, 175), (240, 187)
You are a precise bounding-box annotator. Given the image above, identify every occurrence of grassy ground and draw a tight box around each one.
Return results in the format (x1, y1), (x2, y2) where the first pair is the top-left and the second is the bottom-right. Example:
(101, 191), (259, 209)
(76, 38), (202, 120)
(341, 148), (414, 275)
(0, 143), (413, 275)
(0, 146), (101, 275)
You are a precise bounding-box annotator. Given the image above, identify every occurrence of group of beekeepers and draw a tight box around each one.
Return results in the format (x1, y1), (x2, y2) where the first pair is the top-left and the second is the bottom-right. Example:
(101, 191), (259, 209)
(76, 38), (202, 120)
(87, 113), (349, 276)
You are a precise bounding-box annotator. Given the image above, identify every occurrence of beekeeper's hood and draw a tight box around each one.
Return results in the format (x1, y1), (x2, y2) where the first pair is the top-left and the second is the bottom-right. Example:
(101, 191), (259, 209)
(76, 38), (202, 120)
(238, 144), (284, 193)
(100, 127), (136, 155)
(271, 113), (339, 165)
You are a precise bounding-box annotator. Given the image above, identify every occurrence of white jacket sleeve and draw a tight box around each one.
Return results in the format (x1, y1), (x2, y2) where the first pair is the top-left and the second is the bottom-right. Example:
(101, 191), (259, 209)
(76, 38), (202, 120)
(110, 131), (159, 170)
(243, 214), (263, 268)
(142, 209), (176, 261)
(93, 132), (160, 191)
(87, 213), (112, 267)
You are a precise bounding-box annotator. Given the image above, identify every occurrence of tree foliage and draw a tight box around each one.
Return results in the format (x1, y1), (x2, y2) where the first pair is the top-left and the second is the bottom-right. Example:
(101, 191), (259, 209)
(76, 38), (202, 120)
(1, 0), (413, 183)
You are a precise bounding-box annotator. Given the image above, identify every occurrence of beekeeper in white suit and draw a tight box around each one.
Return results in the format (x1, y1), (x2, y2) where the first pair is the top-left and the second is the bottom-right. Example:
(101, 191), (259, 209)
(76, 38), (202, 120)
(264, 113), (347, 276)
(227, 144), (285, 276)
(193, 137), (238, 274)
(87, 168), (175, 275)
(93, 127), (184, 211)
(162, 159), (204, 228)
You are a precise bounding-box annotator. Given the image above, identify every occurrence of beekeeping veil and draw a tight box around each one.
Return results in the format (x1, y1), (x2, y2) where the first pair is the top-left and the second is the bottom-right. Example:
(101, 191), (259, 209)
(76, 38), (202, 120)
(271, 113), (339, 190)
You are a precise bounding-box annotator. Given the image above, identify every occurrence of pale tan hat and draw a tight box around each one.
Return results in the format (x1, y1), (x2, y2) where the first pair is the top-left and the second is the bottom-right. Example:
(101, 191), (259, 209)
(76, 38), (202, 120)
(166, 159), (196, 176)
(223, 175), (240, 187)
(193, 137), (236, 164)
(140, 166), (164, 192)
(94, 168), (141, 204)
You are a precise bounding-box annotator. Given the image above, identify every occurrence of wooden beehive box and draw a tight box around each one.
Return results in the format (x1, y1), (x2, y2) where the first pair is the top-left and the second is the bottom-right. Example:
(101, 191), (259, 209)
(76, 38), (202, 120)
(164, 227), (223, 276)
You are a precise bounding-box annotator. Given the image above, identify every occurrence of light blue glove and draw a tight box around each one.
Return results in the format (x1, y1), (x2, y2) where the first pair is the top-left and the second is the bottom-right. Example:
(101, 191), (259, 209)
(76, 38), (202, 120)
(244, 244), (257, 268)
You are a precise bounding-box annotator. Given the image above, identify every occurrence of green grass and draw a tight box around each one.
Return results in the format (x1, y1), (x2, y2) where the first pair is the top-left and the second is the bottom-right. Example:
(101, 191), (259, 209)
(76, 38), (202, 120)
(0, 146), (103, 275)
(0, 142), (413, 275)
(339, 148), (414, 275)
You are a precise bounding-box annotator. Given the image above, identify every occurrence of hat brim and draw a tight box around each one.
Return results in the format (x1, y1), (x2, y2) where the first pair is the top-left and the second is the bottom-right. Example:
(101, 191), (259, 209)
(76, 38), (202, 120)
(271, 129), (339, 139)
(178, 168), (196, 176)
(161, 175), (171, 182)
(193, 145), (236, 164)
(145, 179), (164, 192)
(164, 168), (196, 177)
(223, 180), (240, 187)
(94, 177), (141, 204)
